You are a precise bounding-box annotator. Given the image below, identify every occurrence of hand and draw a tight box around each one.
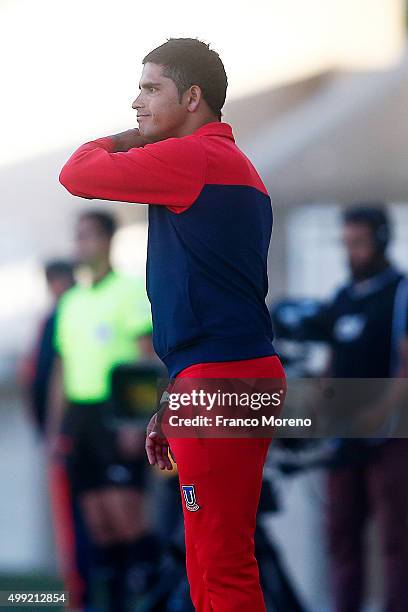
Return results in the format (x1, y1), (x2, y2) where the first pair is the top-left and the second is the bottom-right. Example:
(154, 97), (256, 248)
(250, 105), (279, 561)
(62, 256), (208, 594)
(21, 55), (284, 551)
(109, 128), (150, 152)
(145, 412), (175, 470)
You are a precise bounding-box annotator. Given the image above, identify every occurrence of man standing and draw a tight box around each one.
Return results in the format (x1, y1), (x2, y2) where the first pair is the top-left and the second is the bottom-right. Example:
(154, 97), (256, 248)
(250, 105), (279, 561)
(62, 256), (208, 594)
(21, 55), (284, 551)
(50, 211), (156, 611)
(21, 260), (74, 433)
(295, 206), (408, 612)
(59, 38), (285, 611)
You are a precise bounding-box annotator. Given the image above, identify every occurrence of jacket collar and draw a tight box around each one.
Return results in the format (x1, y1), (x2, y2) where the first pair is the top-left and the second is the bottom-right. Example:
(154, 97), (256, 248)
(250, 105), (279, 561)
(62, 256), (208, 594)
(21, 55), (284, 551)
(192, 121), (234, 141)
(347, 266), (400, 299)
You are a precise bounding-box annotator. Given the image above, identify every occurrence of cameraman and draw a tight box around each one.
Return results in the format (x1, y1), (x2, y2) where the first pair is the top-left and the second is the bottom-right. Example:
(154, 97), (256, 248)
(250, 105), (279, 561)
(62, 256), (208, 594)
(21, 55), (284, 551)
(293, 205), (408, 612)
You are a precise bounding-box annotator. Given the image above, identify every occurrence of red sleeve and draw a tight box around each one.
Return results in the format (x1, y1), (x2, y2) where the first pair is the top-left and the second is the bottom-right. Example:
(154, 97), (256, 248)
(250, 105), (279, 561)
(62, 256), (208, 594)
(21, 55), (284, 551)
(59, 135), (207, 211)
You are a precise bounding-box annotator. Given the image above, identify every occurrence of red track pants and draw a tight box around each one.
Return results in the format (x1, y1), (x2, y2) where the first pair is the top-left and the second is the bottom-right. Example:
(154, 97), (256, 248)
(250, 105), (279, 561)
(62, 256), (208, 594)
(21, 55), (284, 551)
(168, 355), (285, 612)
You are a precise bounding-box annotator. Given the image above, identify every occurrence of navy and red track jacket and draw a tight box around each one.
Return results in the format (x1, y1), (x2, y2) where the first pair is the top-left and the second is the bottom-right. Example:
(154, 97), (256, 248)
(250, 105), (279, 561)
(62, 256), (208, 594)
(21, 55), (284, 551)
(60, 121), (275, 377)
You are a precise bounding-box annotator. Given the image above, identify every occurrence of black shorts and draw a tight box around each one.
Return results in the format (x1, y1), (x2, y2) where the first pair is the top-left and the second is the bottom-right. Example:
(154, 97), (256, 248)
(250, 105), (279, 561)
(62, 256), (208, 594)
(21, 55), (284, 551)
(59, 402), (147, 495)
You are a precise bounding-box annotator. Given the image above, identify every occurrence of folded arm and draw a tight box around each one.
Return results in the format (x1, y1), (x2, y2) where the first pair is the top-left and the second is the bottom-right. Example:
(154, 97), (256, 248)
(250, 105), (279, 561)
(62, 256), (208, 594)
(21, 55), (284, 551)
(59, 129), (207, 211)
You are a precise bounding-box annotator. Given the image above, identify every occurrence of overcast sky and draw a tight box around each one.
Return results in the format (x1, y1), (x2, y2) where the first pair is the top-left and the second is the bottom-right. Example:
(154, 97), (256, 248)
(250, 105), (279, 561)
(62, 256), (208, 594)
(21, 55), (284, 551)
(1, 0), (404, 166)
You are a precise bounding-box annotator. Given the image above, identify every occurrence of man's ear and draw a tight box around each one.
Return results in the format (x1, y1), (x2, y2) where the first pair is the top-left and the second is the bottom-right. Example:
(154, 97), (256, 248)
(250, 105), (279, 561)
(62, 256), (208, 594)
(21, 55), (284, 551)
(186, 85), (202, 112)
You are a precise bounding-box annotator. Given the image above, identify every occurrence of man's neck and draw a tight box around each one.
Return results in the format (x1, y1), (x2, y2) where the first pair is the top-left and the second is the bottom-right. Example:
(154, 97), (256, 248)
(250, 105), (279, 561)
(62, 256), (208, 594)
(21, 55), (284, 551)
(90, 261), (112, 285)
(175, 114), (220, 138)
(352, 258), (390, 284)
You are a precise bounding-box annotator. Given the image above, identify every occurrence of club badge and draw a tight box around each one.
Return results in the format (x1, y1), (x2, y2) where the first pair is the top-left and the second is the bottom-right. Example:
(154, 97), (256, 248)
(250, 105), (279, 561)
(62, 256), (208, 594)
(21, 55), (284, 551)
(182, 484), (200, 512)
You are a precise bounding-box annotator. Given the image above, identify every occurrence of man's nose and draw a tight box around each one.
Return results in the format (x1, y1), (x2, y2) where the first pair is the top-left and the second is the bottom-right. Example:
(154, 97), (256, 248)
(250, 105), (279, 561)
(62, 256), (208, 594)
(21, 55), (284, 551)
(132, 93), (143, 110)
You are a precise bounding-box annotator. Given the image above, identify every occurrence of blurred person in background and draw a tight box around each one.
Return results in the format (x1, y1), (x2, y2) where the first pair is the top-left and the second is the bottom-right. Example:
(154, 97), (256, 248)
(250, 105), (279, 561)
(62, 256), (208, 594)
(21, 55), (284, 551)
(48, 210), (158, 612)
(19, 260), (89, 609)
(292, 205), (408, 612)
(20, 260), (74, 433)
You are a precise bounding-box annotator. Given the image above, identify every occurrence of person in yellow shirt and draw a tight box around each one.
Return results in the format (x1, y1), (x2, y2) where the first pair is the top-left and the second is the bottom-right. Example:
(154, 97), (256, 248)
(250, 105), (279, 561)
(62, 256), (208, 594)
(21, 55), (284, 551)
(49, 210), (158, 611)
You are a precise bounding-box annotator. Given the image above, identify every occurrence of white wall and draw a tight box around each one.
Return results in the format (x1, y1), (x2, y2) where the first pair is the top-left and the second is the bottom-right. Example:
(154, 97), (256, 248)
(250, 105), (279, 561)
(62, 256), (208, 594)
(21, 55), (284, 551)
(287, 202), (408, 299)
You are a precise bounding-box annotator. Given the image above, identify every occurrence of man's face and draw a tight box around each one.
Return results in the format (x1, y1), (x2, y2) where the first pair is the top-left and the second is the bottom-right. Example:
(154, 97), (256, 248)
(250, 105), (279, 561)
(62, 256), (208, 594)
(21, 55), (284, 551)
(132, 63), (190, 142)
(75, 217), (111, 266)
(342, 222), (377, 278)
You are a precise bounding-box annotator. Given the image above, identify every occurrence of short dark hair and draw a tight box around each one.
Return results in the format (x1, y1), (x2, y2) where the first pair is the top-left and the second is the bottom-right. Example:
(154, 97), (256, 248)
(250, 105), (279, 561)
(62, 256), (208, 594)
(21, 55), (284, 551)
(79, 210), (117, 238)
(45, 260), (75, 283)
(343, 204), (391, 252)
(142, 38), (228, 119)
